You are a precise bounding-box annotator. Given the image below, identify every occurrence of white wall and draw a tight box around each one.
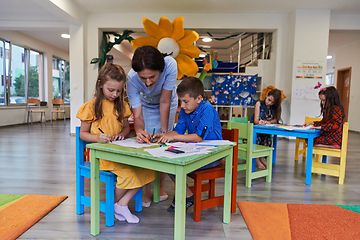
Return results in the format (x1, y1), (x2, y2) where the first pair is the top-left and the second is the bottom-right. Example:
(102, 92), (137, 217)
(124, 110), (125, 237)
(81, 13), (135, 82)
(334, 39), (360, 132)
(0, 31), (69, 126)
(289, 10), (331, 125)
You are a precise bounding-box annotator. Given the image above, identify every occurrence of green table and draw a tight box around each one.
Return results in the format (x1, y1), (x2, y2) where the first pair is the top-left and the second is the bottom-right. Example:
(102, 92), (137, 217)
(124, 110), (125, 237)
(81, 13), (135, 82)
(88, 142), (233, 239)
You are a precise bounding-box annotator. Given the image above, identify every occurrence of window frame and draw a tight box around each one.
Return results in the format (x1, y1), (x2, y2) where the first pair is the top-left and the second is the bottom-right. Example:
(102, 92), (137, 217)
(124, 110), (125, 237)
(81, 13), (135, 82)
(52, 56), (70, 104)
(0, 38), (45, 106)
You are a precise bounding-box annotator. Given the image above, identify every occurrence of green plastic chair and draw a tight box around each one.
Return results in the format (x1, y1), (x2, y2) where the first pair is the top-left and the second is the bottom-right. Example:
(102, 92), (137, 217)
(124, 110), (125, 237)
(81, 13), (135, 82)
(231, 116), (248, 144)
(227, 121), (273, 188)
(232, 116), (248, 123)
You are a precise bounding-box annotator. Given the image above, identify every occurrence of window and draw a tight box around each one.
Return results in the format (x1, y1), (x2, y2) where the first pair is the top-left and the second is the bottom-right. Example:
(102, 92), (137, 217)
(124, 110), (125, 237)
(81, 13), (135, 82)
(0, 38), (44, 105)
(326, 73), (334, 86)
(52, 57), (70, 103)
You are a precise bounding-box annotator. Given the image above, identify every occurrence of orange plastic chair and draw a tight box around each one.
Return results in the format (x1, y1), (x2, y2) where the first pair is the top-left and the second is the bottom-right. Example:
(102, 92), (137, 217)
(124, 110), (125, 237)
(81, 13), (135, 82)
(188, 128), (238, 222)
(312, 122), (349, 185)
(295, 116), (322, 160)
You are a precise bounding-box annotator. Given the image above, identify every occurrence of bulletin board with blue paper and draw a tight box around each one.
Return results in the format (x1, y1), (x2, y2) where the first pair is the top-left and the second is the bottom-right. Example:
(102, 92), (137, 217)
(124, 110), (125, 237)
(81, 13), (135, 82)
(211, 74), (258, 107)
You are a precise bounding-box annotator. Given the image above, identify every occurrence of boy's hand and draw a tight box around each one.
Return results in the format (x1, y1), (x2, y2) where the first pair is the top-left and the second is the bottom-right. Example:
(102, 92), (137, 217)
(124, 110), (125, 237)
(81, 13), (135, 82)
(156, 133), (176, 143)
(136, 130), (150, 143)
(98, 133), (111, 143)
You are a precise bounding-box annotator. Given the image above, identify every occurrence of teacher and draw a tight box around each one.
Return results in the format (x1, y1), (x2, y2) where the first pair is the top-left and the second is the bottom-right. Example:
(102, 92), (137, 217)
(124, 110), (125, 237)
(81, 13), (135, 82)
(127, 45), (178, 206)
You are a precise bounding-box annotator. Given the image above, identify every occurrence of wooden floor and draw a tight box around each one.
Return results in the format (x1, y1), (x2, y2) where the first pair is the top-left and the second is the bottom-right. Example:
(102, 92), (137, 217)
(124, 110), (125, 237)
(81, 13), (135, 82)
(1, 121), (359, 239)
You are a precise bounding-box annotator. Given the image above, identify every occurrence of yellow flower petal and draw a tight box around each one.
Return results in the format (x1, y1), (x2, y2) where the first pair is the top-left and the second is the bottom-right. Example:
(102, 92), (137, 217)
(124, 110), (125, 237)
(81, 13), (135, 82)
(177, 30), (199, 48)
(142, 17), (163, 40)
(131, 36), (158, 49)
(177, 68), (183, 80)
(176, 53), (199, 77)
(179, 45), (200, 58)
(158, 16), (173, 37)
(170, 17), (185, 41)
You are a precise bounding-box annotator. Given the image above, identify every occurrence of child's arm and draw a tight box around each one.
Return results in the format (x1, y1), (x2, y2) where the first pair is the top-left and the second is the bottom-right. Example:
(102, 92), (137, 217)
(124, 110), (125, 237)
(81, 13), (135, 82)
(112, 120), (131, 141)
(79, 122), (111, 143)
(153, 131), (203, 143)
(253, 101), (263, 125)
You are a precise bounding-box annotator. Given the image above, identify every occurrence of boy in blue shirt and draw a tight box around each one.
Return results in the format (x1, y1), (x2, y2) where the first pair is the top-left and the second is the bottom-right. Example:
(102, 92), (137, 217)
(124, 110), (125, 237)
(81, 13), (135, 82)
(154, 76), (223, 211)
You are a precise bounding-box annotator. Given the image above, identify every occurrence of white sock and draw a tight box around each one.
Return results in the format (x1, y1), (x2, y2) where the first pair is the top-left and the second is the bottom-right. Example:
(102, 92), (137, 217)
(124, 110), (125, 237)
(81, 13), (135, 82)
(114, 204), (126, 221)
(114, 203), (139, 223)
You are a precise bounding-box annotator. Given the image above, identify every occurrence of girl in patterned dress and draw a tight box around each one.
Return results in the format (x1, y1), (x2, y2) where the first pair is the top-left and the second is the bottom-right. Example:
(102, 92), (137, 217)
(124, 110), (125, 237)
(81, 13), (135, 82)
(251, 89), (282, 169)
(304, 86), (344, 149)
(77, 63), (155, 223)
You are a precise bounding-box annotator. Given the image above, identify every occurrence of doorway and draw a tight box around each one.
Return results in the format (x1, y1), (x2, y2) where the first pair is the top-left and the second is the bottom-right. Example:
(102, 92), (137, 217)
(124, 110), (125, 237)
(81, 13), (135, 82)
(336, 67), (351, 122)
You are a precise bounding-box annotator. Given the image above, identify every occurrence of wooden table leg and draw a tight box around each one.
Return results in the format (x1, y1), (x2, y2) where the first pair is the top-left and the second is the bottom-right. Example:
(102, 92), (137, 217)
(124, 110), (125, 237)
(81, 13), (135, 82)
(174, 167), (186, 240)
(223, 149), (232, 224)
(305, 136), (314, 185)
(90, 149), (100, 236)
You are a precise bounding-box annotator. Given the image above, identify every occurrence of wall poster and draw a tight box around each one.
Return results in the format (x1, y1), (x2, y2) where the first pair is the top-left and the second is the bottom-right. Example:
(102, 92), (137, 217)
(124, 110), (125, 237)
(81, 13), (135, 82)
(296, 61), (324, 79)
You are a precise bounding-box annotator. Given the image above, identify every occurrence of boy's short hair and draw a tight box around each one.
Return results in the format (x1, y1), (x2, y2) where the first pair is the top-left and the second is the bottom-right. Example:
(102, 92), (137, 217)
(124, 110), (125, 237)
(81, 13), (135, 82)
(177, 77), (205, 99)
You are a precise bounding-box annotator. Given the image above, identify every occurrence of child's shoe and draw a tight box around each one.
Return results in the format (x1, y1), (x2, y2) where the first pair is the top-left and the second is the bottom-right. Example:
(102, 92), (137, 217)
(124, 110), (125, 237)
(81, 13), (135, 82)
(167, 195), (194, 212)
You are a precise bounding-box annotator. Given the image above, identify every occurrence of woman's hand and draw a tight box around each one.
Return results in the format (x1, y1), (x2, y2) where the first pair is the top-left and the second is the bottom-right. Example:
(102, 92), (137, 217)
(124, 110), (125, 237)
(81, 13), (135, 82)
(98, 133), (111, 143)
(136, 130), (151, 143)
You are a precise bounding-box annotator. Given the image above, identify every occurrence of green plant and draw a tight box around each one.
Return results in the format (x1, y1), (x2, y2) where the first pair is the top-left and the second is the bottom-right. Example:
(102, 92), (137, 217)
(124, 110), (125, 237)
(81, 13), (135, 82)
(90, 30), (134, 70)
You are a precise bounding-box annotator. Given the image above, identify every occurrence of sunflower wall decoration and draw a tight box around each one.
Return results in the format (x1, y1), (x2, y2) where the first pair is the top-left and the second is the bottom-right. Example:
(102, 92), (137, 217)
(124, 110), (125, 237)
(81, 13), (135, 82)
(131, 16), (200, 79)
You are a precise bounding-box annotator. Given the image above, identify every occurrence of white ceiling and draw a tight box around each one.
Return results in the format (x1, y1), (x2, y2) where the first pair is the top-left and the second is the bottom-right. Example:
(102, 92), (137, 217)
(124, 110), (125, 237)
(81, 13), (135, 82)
(72, 0), (360, 15)
(1, 0), (360, 73)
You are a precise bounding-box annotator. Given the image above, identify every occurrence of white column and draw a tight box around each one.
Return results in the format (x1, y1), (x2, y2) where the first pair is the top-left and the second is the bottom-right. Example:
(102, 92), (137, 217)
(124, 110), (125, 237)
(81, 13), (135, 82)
(69, 24), (85, 134)
(289, 10), (331, 125)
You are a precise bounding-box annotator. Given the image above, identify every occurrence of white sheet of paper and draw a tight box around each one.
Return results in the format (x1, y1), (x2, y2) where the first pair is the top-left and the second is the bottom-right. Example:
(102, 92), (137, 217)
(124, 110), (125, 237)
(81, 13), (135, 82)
(144, 147), (210, 159)
(277, 125), (312, 131)
(110, 138), (159, 148)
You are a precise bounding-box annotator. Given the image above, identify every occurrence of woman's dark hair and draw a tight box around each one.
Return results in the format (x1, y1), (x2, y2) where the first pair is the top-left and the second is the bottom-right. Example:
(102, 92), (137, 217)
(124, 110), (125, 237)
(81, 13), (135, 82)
(319, 86), (345, 121)
(94, 62), (126, 122)
(260, 89), (282, 122)
(177, 77), (205, 99)
(131, 45), (166, 73)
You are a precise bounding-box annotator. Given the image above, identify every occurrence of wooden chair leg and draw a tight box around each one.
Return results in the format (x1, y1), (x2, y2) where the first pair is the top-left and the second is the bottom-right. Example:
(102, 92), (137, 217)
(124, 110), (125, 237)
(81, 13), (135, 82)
(245, 157), (252, 188)
(266, 153), (272, 183)
(209, 179), (215, 199)
(76, 173), (85, 215)
(105, 176), (115, 227)
(193, 175), (202, 222)
(295, 138), (300, 161)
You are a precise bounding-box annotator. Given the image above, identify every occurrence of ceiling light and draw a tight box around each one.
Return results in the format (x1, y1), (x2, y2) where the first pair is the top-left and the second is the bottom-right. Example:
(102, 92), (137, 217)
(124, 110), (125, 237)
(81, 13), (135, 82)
(199, 53), (206, 58)
(327, 55), (332, 59)
(61, 34), (70, 39)
(202, 37), (212, 43)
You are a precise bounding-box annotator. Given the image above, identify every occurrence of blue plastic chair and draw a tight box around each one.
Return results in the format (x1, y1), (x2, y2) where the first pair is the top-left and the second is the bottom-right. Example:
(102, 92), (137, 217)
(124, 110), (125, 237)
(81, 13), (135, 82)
(76, 126), (142, 227)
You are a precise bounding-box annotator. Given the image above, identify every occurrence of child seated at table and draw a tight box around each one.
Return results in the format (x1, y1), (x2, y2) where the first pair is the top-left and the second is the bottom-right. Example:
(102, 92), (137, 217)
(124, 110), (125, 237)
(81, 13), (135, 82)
(153, 77), (223, 212)
(303, 86), (344, 149)
(250, 87), (283, 169)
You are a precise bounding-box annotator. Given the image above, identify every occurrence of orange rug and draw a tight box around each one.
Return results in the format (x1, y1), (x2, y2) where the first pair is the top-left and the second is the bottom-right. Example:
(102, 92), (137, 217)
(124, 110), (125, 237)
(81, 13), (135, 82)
(0, 194), (67, 240)
(238, 201), (360, 240)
